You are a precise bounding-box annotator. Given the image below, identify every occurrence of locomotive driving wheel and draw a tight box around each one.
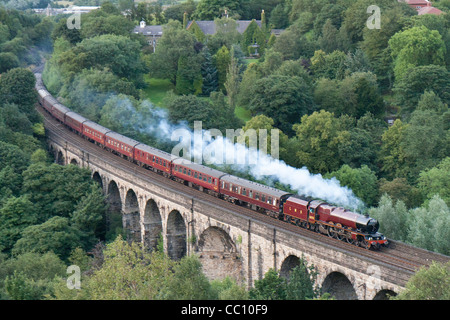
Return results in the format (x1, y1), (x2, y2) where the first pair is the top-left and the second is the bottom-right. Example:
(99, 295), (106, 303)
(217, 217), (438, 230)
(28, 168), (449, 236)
(327, 224), (338, 238)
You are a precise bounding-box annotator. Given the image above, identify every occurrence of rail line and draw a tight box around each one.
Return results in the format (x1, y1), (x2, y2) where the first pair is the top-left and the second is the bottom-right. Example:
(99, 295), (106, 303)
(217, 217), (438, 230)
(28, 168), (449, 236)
(38, 105), (449, 278)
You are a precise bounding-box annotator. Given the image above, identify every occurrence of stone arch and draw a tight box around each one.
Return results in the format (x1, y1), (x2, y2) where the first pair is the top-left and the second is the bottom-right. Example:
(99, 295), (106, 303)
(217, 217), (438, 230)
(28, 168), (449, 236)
(92, 172), (103, 191)
(373, 289), (397, 300)
(322, 271), (357, 300)
(197, 226), (242, 282)
(280, 255), (301, 280)
(124, 189), (140, 242)
(70, 158), (78, 166)
(56, 150), (65, 165)
(143, 199), (162, 250)
(166, 210), (187, 261)
(106, 180), (123, 240)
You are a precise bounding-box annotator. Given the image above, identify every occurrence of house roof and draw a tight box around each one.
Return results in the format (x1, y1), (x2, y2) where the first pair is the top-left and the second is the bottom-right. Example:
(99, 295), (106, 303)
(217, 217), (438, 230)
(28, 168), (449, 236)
(404, 0), (429, 5)
(418, 5), (444, 15)
(186, 20), (262, 35)
(133, 25), (163, 36)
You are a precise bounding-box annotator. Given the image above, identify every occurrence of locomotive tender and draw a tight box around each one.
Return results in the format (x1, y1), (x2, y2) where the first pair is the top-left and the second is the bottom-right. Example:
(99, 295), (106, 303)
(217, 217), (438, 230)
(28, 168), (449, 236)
(35, 72), (388, 250)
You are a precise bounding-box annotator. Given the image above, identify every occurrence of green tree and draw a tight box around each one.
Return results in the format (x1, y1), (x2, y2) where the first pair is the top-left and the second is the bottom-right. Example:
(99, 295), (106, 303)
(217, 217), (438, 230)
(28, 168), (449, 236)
(214, 45), (230, 91)
(165, 255), (213, 300)
(149, 20), (198, 86)
(249, 74), (315, 135)
(70, 184), (107, 248)
(194, 0), (240, 19)
(393, 65), (450, 115)
(368, 194), (409, 241)
(394, 261), (450, 300)
(389, 26), (446, 81)
(224, 46), (240, 109)
(325, 165), (379, 207)
(59, 34), (146, 83)
(0, 68), (36, 118)
(87, 236), (174, 300)
(0, 195), (38, 253)
(200, 47), (218, 96)
(293, 110), (350, 174)
(12, 216), (81, 261)
(284, 261), (320, 300)
(401, 109), (449, 180)
(0, 52), (19, 73)
(407, 195), (450, 255)
(175, 54), (202, 95)
(417, 157), (450, 206)
(249, 268), (286, 300)
(379, 119), (409, 179)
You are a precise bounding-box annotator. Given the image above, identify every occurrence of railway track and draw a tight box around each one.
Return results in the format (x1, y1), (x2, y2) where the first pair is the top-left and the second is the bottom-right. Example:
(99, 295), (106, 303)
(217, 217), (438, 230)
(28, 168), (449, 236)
(38, 105), (449, 277)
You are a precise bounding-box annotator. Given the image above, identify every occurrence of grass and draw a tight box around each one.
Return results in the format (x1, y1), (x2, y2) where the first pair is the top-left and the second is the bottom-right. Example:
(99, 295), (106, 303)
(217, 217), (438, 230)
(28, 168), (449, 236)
(142, 75), (174, 108)
(234, 106), (252, 122)
(142, 74), (253, 123)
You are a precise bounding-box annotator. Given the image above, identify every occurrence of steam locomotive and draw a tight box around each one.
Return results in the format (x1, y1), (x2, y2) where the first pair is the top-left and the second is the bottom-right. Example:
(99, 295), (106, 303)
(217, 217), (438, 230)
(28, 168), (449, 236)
(35, 72), (388, 250)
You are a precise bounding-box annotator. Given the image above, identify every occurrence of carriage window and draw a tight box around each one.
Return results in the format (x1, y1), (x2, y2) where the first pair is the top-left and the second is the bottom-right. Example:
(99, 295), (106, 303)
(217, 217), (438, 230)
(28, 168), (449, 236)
(163, 161), (166, 167)
(242, 188), (246, 196)
(208, 177), (211, 183)
(238, 186), (241, 194)
(199, 173), (202, 180)
(262, 195), (266, 202)
(153, 156), (155, 162)
(222, 181), (225, 188)
(194, 172), (198, 178)
(249, 190), (253, 198)
(214, 179), (217, 185)
(203, 176), (207, 182)
(268, 196), (272, 204)
(229, 184), (233, 191)
(255, 193), (259, 200)
(188, 170), (191, 176)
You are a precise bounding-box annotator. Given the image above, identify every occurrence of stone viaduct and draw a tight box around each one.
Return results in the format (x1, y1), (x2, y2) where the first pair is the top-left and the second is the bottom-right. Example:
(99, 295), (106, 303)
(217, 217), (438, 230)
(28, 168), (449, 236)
(46, 125), (408, 300)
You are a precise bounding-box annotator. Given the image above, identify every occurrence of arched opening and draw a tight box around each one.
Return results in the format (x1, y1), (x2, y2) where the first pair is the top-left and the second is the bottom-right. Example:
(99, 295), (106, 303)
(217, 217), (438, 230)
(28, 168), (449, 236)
(124, 189), (140, 242)
(166, 210), (186, 261)
(70, 158), (78, 166)
(143, 199), (162, 251)
(197, 226), (242, 282)
(106, 180), (123, 241)
(92, 172), (103, 191)
(373, 289), (397, 300)
(56, 150), (65, 165)
(322, 272), (357, 300)
(280, 255), (301, 280)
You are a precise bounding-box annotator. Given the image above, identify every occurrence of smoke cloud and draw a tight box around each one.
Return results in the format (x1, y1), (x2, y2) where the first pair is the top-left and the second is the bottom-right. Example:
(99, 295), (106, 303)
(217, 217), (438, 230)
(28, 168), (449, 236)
(125, 98), (364, 210)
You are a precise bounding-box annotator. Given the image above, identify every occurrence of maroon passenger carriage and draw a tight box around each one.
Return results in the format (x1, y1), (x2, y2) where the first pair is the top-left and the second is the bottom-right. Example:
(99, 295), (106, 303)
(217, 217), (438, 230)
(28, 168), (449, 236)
(172, 158), (225, 194)
(105, 131), (139, 160)
(135, 143), (173, 176)
(219, 175), (291, 217)
(83, 121), (111, 146)
(65, 111), (87, 134)
(51, 102), (70, 123)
